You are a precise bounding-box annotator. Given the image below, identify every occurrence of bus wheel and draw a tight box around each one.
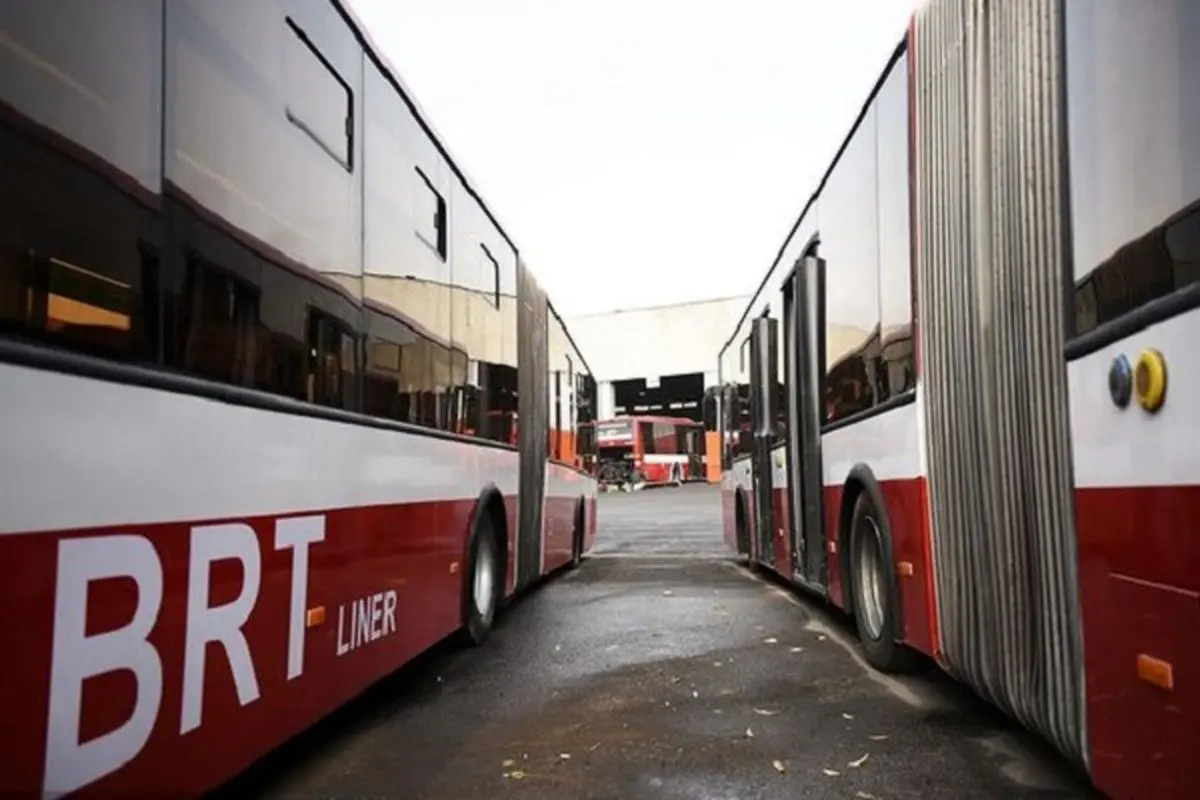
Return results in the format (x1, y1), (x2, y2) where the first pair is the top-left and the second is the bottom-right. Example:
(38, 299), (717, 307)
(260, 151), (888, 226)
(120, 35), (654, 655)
(570, 497), (586, 569)
(849, 491), (915, 673)
(735, 491), (751, 559)
(463, 514), (501, 646)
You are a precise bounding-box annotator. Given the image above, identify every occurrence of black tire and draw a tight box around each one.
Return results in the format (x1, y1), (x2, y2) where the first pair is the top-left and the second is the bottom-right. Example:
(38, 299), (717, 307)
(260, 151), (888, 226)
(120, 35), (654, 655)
(735, 492), (751, 560)
(462, 513), (502, 646)
(570, 498), (585, 569)
(848, 491), (916, 672)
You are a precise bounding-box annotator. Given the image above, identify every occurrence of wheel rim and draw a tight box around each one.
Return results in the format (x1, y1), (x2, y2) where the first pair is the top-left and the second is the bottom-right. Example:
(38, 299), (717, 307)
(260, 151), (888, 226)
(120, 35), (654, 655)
(473, 535), (496, 618)
(855, 516), (886, 641)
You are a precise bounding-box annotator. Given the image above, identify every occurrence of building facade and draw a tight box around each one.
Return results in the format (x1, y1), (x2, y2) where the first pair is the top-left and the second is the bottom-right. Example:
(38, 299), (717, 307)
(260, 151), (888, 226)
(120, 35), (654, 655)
(567, 296), (749, 422)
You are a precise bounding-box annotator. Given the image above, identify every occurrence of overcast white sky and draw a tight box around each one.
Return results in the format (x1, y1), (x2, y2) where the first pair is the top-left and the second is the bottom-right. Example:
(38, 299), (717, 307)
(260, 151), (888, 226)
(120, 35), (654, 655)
(346, 0), (919, 317)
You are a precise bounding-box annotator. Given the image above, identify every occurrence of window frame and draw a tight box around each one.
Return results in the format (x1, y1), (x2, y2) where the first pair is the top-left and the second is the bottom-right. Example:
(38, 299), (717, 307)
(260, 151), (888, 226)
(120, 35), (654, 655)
(283, 16), (355, 172)
(414, 167), (448, 261)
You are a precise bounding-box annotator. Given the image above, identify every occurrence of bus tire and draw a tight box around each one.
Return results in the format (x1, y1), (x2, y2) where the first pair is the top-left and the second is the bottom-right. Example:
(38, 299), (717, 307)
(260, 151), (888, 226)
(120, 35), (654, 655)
(734, 490), (752, 561)
(570, 497), (586, 569)
(462, 510), (502, 646)
(849, 490), (916, 673)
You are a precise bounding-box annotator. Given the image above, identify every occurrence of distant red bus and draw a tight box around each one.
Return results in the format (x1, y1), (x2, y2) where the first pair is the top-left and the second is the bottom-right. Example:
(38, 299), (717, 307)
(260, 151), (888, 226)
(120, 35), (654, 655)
(588, 416), (705, 488)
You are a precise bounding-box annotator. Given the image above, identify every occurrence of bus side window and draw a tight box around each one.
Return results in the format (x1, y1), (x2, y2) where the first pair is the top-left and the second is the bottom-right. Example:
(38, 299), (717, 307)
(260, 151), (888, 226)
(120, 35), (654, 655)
(305, 308), (357, 410)
(180, 257), (261, 388)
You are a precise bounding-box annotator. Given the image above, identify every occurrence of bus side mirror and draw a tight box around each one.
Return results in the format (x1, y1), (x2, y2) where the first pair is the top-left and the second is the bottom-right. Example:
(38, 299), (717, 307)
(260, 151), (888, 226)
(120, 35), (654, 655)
(751, 316), (779, 438)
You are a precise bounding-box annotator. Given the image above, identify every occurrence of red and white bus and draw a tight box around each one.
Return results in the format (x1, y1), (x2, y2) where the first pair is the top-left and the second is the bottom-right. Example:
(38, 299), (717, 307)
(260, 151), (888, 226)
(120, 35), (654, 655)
(0, 1), (597, 796)
(590, 416), (705, 489)
(718, 2), (1198, 799)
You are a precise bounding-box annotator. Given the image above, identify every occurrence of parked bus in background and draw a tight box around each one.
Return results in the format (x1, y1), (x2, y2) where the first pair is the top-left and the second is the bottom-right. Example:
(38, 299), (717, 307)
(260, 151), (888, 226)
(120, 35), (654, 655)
(0, 1), (597, 796)
(587, 415), (705, 489)
(716, 2), (1197, 799)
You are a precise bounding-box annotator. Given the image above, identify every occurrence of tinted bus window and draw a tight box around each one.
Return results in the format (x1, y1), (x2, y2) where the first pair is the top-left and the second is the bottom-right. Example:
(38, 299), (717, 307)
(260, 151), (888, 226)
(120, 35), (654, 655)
(0, 3), (163, 361)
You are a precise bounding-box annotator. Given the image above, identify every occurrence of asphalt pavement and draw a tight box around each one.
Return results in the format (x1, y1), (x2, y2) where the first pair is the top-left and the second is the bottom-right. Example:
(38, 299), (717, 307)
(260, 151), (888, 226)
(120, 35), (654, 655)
(221, 482), (1096, 800)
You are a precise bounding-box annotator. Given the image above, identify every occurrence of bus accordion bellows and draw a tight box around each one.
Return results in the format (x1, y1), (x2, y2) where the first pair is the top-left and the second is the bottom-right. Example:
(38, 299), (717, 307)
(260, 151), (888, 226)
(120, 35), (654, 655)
(716, 1), (1198, 799)
(0, 0), (598, 795)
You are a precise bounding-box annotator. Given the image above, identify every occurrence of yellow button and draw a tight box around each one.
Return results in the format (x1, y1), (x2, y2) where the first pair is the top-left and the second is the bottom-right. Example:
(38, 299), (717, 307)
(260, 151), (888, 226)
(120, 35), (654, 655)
(1133, 348), (1167, 413)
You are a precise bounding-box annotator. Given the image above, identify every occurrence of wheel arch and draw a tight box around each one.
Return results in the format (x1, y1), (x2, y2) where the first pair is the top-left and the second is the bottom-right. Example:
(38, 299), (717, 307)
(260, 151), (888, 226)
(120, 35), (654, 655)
(461, 483), (509, 619)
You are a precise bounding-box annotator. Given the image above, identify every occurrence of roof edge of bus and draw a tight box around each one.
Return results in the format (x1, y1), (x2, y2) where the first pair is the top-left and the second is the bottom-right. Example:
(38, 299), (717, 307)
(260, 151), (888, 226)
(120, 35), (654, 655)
(718, 32), (911, 362)
(547, 299), (597, 378)
(330, 0), (520, 259)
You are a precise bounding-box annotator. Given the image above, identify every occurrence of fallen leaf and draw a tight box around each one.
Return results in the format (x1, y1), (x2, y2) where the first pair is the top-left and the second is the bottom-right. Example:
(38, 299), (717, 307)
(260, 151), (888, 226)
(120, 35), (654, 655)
(745, 727), (755, 738)
(842, 712), (854, 720)
(753, 708), (778, 716)
(772, 759), (787, 774)
(822, 768), (841, 777)
(849, 753), (869, 768)
(868, 734), (889, 741)
(763, 637), (778, 644)
(502, 759), (516, 768)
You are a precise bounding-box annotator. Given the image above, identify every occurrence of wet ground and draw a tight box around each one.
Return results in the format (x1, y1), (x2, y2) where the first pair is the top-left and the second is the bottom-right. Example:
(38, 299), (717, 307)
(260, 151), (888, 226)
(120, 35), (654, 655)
(222, 483), (1097, 800)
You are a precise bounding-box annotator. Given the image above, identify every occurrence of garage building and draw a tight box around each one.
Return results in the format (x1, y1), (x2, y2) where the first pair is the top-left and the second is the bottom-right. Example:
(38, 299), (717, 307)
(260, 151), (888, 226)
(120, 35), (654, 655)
(566, 296), (749, 480)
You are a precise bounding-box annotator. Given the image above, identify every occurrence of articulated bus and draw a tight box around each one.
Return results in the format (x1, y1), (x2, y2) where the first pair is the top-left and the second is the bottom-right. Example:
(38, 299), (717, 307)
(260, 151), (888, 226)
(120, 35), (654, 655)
(0, 1), (597, 796)
(589, 415), (705, 488)
(717, 2), (1197, 798)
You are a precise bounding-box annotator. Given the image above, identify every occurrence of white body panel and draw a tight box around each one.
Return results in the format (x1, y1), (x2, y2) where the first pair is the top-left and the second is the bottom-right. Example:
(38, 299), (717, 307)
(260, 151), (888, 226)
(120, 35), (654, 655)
(821, 402), (923, 485)
(0, 363), (521, 535)
(1068, 313), (1200, 489)
(642, 453), (690, 465)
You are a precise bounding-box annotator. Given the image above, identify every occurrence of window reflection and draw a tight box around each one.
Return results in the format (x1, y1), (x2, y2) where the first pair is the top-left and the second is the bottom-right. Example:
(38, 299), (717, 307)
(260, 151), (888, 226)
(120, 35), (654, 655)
(0, 0), (601, 452)
(1066, 0), (1200, 336)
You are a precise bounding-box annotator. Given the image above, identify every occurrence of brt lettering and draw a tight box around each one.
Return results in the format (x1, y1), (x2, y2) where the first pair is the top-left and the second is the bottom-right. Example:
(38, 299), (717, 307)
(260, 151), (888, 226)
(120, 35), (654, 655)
(43, 515), (325, 796)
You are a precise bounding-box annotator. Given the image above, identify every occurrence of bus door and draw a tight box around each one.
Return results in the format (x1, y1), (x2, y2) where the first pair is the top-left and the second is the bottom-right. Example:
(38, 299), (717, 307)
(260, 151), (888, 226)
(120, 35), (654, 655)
(785, 254), (827, 588)
(748, 315), (780, 569)
(682, 424), (703, 479)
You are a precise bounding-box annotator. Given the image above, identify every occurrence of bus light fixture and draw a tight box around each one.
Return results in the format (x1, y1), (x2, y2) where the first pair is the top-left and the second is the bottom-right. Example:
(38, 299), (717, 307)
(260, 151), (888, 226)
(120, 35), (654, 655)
(1108, 354), (1132, 409)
